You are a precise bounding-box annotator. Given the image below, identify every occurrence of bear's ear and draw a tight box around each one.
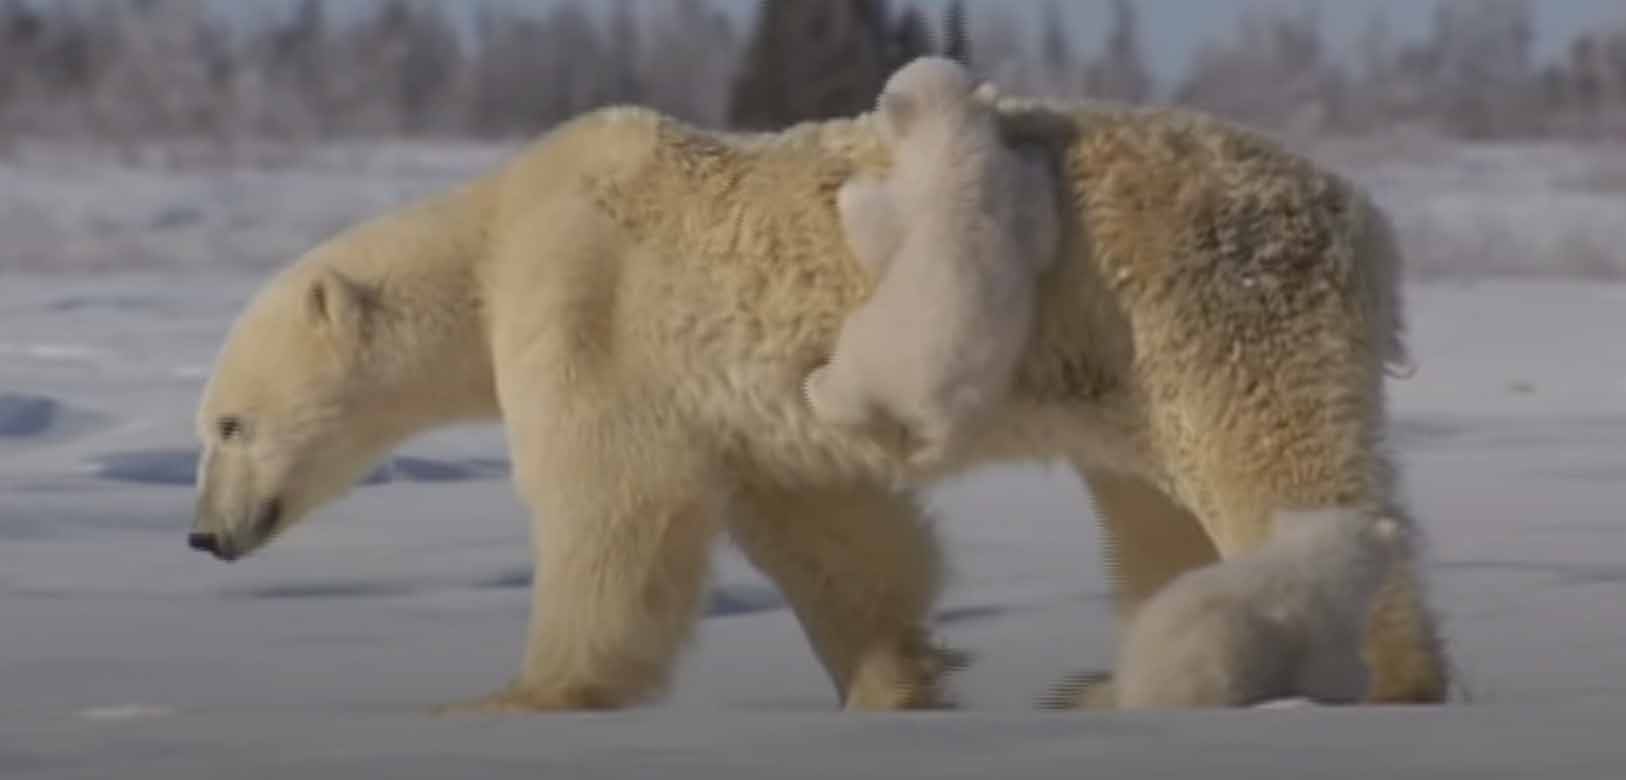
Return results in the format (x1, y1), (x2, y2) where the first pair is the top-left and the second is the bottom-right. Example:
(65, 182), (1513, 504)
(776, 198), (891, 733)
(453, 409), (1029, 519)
(304, 268), (369, 337)
(879, 90), (919, 140)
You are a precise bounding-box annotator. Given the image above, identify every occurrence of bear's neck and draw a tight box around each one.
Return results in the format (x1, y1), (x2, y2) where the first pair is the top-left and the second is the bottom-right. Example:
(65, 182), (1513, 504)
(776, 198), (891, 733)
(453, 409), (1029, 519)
(325, 178), (502, 429)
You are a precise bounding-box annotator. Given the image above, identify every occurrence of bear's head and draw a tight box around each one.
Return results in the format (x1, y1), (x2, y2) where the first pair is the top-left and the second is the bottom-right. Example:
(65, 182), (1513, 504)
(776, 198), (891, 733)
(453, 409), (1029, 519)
(188, 265), (399, 561)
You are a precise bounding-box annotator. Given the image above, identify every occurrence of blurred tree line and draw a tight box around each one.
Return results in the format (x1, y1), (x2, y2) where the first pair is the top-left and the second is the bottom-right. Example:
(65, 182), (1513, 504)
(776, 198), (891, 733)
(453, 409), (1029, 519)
(2, 0), (1625, 158)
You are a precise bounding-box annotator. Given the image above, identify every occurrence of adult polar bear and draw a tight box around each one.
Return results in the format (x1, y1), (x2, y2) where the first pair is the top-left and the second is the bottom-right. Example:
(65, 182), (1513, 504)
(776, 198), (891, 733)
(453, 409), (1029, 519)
(188, 88), (1449, 712)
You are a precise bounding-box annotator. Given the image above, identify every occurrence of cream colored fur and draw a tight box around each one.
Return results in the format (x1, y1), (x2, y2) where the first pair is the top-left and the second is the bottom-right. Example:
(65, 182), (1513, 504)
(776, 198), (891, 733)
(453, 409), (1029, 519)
(1109, 509), (1405, 709)
(190, 69), (1450, 712)
(804, 58), (1059, 468)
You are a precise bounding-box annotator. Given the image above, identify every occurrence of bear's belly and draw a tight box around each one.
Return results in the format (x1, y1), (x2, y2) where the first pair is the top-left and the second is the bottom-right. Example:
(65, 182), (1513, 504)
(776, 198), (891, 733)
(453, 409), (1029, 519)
(692, 368), (1145, 488)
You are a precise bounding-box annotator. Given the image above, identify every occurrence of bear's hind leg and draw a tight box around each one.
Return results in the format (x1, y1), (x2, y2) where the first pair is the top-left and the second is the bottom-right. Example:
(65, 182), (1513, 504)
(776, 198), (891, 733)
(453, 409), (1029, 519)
(727, 481), (959, 710)
(1041, 466), (1223, 710)
(1077, 467), (1222, 620)
(1363, 551), (1453, 703)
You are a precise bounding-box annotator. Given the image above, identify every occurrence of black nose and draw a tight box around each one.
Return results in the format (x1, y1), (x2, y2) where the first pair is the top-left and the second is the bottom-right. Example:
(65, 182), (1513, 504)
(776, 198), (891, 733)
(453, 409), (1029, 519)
(188, 532), (220, 554)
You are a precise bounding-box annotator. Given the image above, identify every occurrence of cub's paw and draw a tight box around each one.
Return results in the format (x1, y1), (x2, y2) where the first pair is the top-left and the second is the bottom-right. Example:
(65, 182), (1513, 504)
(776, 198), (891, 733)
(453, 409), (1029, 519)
(802, 363), (875, 431)
(801, 364), (827, 411)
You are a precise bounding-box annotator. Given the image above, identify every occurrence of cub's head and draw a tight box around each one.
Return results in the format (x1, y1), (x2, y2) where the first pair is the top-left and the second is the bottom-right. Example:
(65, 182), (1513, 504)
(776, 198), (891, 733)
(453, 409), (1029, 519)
(189, 265), (395, 562)
(875, 56), (984, 144)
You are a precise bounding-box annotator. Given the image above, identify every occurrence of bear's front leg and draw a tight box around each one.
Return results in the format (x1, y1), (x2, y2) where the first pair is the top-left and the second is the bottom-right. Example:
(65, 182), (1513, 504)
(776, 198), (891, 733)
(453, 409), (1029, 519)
(441, 398), (725, 715)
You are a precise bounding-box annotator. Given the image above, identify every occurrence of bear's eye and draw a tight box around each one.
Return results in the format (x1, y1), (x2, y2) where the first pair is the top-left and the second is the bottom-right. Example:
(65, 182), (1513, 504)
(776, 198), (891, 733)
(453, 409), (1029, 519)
(217, 416), (246, 442)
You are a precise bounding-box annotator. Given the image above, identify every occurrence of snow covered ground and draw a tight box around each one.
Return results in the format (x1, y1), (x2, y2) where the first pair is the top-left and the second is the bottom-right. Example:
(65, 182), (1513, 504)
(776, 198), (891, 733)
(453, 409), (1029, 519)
(1311, 133), (1626, 279)
(2, 141), (1625, 777)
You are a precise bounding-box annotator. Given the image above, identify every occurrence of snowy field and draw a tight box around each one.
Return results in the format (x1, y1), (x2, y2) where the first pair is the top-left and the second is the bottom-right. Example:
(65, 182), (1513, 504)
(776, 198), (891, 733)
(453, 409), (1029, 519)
(2, 140), (1625, 777)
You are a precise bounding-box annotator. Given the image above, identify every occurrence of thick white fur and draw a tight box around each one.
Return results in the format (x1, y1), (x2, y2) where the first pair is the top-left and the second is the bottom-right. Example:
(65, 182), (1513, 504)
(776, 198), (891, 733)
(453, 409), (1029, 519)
(1111, 509), (1404, 709)
(804, 57), (1060, 468)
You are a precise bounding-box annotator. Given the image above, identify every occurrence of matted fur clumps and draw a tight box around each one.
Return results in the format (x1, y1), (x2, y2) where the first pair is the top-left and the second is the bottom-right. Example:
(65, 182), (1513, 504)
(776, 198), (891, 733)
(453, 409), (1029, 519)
(804, 57), (1060, 468)
(189, 60), (1449, 713)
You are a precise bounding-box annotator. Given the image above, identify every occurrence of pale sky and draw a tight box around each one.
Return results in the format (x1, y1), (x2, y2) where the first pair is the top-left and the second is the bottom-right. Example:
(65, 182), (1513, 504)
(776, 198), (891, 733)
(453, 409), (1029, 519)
(196, 0), (1626, 85)
(899, 0), (1624, 81)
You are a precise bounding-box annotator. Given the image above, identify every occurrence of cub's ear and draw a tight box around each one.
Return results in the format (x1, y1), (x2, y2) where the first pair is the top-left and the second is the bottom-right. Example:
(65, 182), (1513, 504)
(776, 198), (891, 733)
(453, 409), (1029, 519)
(304, 267), (370, 336)
(878, 90), (918, 141)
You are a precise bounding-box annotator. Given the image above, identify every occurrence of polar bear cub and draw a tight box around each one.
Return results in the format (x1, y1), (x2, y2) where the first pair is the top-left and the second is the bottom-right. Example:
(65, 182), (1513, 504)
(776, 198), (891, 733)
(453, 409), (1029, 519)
(804, 57), (1060, 468)
(1110, 508), (1406, 709)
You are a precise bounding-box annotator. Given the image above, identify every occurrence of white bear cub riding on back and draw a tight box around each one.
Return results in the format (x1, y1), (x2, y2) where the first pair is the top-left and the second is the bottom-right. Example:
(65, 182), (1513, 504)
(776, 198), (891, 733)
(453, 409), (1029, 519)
(803, 57), (1060, 468)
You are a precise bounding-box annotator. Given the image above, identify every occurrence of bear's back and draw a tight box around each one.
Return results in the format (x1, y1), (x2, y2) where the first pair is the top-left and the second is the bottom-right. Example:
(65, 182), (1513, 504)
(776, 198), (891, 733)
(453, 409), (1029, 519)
(488, 102), (1395, 482)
